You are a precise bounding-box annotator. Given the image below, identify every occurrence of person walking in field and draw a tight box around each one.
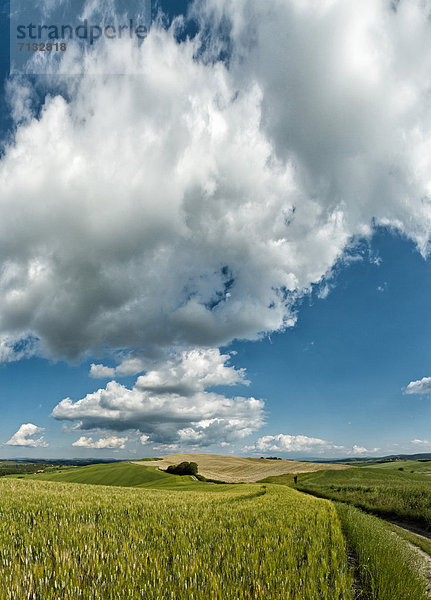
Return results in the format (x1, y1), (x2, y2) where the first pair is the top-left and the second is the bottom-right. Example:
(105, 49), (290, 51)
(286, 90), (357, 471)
(293, 475), (297, 484)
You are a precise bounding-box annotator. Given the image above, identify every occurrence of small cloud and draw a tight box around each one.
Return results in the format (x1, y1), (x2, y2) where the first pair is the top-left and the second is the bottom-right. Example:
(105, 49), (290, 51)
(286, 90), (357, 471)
(350, 444), (380, 455)
(317, 285), (331, 300)
(72, 435), (128, 449)
(89, 364), (115, 378)
(404, 377), (431, 395)
(151, 443), (180, 452)
(62, 422), (82, 433)
(371, 255), (382, 266)
(115, 358), (147, 377)
(0, 335), (38, 364)
(90, 358), (147, 379)
(139, 434), (150, 445)
(377, 282), (387, 293)
(411, 439), (431, 446)
(6, 423), (48, 447)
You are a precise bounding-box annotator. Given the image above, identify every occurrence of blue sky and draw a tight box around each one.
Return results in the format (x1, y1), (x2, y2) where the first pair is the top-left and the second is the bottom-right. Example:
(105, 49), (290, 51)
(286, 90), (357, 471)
(229, 230), (431, 454)
(1, 1), (431, 459)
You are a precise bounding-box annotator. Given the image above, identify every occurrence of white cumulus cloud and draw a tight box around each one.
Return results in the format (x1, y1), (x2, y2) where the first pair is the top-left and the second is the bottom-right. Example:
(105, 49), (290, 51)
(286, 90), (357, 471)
(89, 364), (116, 378)
(405, 377), (431, 395)
(247, 433), (343, 454)
(246, 434), (381, 457)
(350, 444), (380, 456)
(1, 0), (431, 364)
(6, 423), (48, 447)
(53, 349), (263, 446)
(4, 1), (431, 451)
(134, 348), (249, 394)
(72, 435), (128, 449)
(90, 358), (147, 378)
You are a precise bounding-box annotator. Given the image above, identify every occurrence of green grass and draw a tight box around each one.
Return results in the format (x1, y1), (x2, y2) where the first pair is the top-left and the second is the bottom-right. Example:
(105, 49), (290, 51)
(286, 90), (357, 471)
(259, 473), (297, 485)
(355, 460), (431, 475)
(29, 461), (219, 491)
(336, 503), (428, 600)
(0, 478), (352, 599)
(384, 522), (431, 556)
(260, 471), (431, 598)
(293, 468), (431, 529)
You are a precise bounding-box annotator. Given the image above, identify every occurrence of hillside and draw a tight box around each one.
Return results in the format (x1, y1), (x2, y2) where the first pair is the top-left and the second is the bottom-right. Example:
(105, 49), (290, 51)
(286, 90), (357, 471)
(32, 461), (213, 490)
(133, 453), (350, 483)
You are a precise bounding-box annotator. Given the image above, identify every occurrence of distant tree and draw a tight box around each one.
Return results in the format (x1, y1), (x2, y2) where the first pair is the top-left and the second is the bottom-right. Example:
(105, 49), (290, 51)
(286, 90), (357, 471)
(166, 462), (199, 476)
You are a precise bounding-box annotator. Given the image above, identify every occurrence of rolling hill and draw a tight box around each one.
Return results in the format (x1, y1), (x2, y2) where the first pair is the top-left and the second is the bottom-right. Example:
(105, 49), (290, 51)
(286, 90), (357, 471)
(27, 454), (351, 488)
(133, 453), (351, 483)
(31, 461), (213, 490)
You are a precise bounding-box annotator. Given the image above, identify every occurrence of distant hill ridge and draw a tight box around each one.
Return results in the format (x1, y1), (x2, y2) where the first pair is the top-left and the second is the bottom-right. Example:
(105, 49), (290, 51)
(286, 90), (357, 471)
(313, 453), (431, 463)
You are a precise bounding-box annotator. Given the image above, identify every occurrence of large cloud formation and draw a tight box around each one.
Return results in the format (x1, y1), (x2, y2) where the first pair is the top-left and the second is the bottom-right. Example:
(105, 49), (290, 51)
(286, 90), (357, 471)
(2, 0), (431, 363)
(53, 349), (264, 446)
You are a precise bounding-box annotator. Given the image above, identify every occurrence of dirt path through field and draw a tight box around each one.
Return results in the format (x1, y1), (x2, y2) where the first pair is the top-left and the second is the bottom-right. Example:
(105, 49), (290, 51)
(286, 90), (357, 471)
(409, 544), (431, 597)
(295, 487), (431, 597)
(388, 522), (431, 597)
(388, 519), (431, 540)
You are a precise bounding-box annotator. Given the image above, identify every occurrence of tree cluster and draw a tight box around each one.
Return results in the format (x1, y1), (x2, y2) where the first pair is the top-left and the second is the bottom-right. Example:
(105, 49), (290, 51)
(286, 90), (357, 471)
(166, 461), (199, 476)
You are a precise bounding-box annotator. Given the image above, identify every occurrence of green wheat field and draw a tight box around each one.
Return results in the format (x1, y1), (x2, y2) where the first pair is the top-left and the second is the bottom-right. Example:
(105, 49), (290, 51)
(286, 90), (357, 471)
(0, 477), (350, 600)
(0, 459), (430, 599)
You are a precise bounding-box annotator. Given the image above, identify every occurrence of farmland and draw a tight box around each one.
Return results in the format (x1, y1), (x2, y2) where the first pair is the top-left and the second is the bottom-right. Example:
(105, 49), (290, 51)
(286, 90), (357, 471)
(355, 459), (431, 475)
(133, 453), (350, 483)
(33, 461), (213, 490)
(0, 477), (352, 600)
(2, 457), (430, 599)
(291, 466), (431, 529)
(261, 463), (431, 599)
(336, 502), (428, 600)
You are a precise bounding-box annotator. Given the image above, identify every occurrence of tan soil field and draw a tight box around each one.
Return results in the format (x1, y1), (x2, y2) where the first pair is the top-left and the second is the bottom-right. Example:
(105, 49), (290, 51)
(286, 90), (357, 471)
(133, 453), (351, 483)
